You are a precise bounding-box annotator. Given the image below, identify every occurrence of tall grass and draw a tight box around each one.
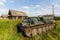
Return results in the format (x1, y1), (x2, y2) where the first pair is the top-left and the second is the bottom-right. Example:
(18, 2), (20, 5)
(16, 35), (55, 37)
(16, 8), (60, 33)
(0, 20), (60, 40)
(0, 19), (25, 40)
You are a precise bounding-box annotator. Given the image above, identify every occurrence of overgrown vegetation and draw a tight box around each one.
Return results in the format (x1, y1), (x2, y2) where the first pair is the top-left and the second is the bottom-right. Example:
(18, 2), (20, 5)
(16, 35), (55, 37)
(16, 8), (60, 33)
(55, 17), (60, 20)
(0, 19), (60, 40)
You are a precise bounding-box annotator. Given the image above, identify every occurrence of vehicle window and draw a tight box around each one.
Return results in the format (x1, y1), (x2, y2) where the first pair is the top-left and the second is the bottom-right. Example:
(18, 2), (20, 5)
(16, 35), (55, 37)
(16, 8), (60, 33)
(23, 18), (30, 23)
(31, 18), (38, 24)
(37, 18), (40, 21)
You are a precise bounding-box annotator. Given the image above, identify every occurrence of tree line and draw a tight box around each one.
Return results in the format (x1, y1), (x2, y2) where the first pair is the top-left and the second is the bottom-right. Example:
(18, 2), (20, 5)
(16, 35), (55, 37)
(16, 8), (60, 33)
(55, 17), (60, 20)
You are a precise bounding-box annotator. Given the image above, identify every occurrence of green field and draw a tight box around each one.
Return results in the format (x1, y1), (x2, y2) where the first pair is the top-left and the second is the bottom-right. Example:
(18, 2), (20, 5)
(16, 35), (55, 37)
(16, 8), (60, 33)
(0, 19), (60, 40)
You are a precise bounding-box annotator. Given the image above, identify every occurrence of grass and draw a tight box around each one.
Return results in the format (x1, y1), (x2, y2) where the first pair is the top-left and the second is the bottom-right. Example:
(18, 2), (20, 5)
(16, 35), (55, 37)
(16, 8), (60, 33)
(0, 19), (60, 40)
(0, 19), (24, 40)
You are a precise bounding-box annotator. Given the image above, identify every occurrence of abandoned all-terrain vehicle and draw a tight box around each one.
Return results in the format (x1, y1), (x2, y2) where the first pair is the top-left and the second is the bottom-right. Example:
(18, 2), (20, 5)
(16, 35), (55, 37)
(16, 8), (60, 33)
(17, 15), (56, 37)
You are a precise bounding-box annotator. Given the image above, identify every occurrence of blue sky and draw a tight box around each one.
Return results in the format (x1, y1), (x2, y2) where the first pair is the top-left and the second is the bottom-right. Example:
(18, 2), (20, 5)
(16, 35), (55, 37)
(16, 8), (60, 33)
(0, 0), (60, 16)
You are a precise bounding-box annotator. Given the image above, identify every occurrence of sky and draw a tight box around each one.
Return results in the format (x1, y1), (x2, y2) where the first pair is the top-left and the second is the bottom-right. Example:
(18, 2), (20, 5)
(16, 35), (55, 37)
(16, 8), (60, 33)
(0, 0), (60, 16)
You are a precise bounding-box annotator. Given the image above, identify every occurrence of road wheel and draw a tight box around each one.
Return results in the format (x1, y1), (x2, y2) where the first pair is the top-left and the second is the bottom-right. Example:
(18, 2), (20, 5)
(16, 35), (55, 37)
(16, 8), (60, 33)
(31, 28), (37, 37)
(24, 28), (32, 37)
(42, 27), (46, 32)
(37, 27), (42, 34)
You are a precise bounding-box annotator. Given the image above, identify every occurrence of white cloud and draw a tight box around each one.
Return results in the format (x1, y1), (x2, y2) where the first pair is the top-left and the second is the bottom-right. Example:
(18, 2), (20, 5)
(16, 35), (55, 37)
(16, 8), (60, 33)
(0, 0), (6, 2)
(20, 4), (57, 16)
(21, 5), (40, 10)
(0, 0), (15, 15)
(0, 0), (15, 3)
(55, 4), (60, 8)
(0, 9), (5, 15)
(35, 5), (40, 7)
(0, 8), (8, 16)
(0, 2), (5, 6)
(22, 6), (29, 9)
(8, 0), (15, 3)
(19, 5), (52, 16)
(22, 0), (28, 2)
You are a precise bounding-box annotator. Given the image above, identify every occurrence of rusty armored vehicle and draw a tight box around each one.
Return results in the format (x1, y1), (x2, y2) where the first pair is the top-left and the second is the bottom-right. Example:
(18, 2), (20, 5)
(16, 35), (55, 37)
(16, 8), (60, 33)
(17, 15), (56, 37)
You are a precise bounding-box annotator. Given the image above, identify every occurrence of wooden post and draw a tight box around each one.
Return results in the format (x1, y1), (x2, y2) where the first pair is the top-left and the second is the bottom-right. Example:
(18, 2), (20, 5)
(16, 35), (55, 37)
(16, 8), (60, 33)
(16, 16), (18, 20)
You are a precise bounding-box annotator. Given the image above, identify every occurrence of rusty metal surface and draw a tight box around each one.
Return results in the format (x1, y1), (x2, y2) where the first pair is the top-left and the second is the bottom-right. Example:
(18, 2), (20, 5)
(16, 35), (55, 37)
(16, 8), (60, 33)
(23, 23), (55, 37)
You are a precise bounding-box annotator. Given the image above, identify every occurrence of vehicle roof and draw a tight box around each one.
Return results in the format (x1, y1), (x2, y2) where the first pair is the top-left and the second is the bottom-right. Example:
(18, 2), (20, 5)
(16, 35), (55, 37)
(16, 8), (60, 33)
(25, 17), (41, 19)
